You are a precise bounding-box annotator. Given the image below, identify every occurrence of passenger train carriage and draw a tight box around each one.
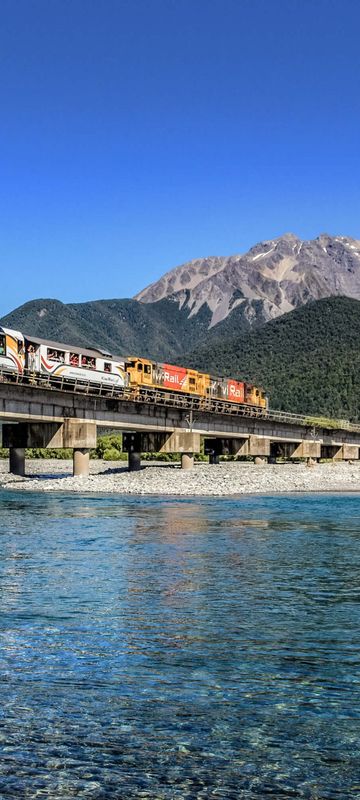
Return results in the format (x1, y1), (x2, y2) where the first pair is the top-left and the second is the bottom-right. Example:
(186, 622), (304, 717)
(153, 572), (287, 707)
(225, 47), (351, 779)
(0, 328), (127, 386)
(0, 328), (25, 373)
(26, 336), (127, 387)
(0, 326), (268, 410)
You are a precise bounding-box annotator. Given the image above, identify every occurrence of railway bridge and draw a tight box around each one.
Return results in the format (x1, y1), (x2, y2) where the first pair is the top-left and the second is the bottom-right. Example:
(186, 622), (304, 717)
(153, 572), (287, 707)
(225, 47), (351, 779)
(1, 372), (360, 477)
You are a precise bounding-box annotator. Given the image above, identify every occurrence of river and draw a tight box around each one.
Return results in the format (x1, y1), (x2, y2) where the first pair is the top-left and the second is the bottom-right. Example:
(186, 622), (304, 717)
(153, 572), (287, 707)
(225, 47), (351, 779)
(0, 491), (359, 798)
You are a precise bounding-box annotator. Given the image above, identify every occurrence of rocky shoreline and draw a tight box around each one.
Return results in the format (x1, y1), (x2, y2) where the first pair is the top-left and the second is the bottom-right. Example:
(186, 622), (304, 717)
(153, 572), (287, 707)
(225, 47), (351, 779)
(1, 458), (360, 495)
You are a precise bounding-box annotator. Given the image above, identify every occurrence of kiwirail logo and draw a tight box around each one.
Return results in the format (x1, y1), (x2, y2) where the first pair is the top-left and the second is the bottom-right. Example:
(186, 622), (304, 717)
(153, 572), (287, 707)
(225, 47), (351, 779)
(153, 365), (188, 388)
(209, 379), (245, 401)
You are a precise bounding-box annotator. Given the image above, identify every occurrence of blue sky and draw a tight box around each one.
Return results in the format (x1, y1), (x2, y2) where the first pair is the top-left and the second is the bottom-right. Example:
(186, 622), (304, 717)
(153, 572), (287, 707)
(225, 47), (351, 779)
(1, 0), (360, 315)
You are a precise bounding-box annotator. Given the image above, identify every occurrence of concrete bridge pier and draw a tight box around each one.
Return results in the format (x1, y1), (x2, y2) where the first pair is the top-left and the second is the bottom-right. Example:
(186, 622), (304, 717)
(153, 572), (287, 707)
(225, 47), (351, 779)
(63, 421), (96, 477)
(73, 448), (90, 477)
(128, 452), (142, 471)
(290, 441), (321, 460)
(123, 433), (142, 472)
(254, 456), (268, 465)
(9, 447), (25, 476)
(3, 425), (29, 475)
(64, 422), (96, 477)
(181, 453), (194, 470)
(226, 435), (270, 461)
(342, 444), (359, 460)
(204, 438), (223, 464)
(271, 440), (321, 461)
(247, 436), (270, 461)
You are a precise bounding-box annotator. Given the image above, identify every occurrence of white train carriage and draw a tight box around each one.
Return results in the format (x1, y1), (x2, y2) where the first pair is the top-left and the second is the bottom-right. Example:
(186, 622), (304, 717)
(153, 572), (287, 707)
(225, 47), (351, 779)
(0, 327), (25, 374)
(24, 336), (128, 387)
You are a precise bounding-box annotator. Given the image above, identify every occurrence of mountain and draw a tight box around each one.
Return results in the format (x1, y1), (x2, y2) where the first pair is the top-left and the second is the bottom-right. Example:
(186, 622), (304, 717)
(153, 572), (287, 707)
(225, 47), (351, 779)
(135, 233), (360, 327)
(186, 296), (360, 420)
(0, 297), (213, 360)
(2, 232), (360, 371)
(0, 287), (266, 360)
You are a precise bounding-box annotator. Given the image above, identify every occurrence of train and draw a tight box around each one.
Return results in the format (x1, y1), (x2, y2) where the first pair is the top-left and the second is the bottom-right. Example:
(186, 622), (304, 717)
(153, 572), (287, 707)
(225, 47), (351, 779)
(0, 326), (268, 410)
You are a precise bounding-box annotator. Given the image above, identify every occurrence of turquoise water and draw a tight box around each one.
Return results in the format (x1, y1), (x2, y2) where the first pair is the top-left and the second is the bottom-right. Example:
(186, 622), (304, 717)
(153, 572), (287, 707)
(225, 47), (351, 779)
(0, 491), (360, 799)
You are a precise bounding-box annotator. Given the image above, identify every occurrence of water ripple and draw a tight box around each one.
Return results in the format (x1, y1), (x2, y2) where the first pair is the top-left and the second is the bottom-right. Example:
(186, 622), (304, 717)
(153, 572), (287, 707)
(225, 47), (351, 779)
(0, 491), (360, 798)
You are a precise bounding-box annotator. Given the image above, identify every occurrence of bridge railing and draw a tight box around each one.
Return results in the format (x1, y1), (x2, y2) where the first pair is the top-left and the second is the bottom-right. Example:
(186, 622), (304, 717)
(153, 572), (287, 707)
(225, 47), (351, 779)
(1, 365), (360, 433)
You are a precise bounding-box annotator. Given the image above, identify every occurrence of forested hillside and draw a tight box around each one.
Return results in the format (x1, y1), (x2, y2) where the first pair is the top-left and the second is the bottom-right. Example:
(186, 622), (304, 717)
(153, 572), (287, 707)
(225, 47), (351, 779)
(0, 293), (257, 360)
(187, 296), (360, 419)
(0, 297), (212, 360)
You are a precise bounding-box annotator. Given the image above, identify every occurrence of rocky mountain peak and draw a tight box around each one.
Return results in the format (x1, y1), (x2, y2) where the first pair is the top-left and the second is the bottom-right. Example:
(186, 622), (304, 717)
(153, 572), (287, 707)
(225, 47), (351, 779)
(135, 233), (360, 328)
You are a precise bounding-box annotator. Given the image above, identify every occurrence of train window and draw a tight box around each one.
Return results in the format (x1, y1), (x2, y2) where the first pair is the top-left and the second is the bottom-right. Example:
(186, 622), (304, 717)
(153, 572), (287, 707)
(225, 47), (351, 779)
(189, 377), (196, 386)
(17, 340), (24, 354)
(104, 362), (112, 373)
(137, 363), (143, 371)
(81, 355), (96, 369)
(256, 390), (259, 396)
(0, 335), (5, 355)
(144, 364), (151, 374)
(48, 349), (65, 362)
(70, 353), (79, 366)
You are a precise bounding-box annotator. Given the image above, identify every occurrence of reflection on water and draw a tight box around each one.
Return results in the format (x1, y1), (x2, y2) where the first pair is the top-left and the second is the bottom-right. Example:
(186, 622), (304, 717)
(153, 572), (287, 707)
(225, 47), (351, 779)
(0, 491), (360, 798)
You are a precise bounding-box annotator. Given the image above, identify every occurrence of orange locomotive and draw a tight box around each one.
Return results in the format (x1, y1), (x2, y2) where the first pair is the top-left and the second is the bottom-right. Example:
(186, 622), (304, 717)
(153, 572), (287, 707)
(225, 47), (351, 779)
(125, 357), (267, 409)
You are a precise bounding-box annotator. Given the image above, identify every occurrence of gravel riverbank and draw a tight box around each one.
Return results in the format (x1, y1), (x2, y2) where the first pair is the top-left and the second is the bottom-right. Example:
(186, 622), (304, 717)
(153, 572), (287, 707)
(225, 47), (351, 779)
(1, 458), (360, 495)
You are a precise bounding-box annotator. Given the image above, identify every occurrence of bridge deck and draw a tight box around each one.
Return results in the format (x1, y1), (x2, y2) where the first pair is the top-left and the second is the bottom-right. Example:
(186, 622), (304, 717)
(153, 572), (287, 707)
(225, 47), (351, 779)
(0, 370), (359, 451)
